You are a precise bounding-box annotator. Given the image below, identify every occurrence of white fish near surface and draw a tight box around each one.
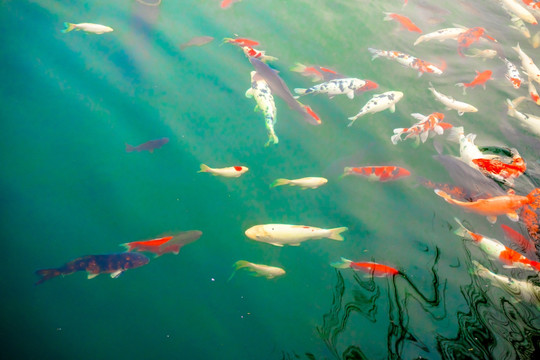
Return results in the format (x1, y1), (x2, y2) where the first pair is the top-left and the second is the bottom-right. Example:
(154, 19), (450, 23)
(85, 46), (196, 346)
(506, 98), (540, 137)
(413, 27), (467, 46)
(245, 71), (278, 146)
(428, 82), (478, 116)
(513, 43), (540, 84)
(62, 22), (113, 34)
(498, 0), (538, 25)
(198, 164), (249, 177)
(294, 78), (367, 99)
(472, 261), (540, 309)
(347, 91), (404, 126)
(228, 260), (285, 281)
(502, 57), (523, 89)
(270, 177), (328, 189)
(464, 49), (498, 60)
(245, 224), (348, 247)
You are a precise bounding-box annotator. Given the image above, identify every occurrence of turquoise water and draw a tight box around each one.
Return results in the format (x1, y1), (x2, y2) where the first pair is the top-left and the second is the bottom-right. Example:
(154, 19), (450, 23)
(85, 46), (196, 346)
(2, 0), (540, 359)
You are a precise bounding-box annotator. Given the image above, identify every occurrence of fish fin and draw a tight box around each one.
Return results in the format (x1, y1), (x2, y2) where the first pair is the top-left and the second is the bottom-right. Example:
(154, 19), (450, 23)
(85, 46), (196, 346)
(487, 216), (497, 224)
(270, 178), (290, 188)
(119, 242), (134, 252)
(346, 91), (354, 100)
(289, 63), (307, 73)
(34, 268), (62, 285)
(367, 48), (380, 60)
(245, 88), (254, 98)
(330, 257), (353, 269)
(382, 12), (394, 21)
(390, 133), (402, 145)
(294, 88), (307, 95)
(390, 104), (396, 113)
(110, 270), (123, 279)
(453, 217), (473, 240)
(198, 164), (210, 173)
(327, 227), (348, 241)
(506, 212), (519, 222)
(420, 131), (429, 143)
(62, 22), (76, 33)
(289, 243), (301, 246)
(413, 36), (424, 46)
(455, 83), (467, 95)
(88, 273), (99, 279)
(125, 144), (135, 153)
(458, 111), (464, 116)
(269, 243), (284, 247)
(228, 260), (250, 281)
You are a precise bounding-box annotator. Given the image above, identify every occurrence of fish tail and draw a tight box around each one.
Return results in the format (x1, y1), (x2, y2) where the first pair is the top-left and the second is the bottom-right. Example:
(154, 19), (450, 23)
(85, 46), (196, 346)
(35, 268), (62, 285)
(198, 164), (210, 173)
(290, 62), (307, 73)
(453, 217), (473, 240)
(228, 260), (250, 281)
(455, 83), (467, 95)
(330, 257), (353, 269)
(434, 189), (454, 204)
(445, 126), (464, 143)
(367, 48), (380, 60)
(270, 178), (290, 188)
(413, 35), (425, 46)
(265, 134), (279, 147)
(62, 22), (76, 33)
(294, 88), (307, 95)
(327, 227), (348, 241)
(125, 143), (135, 153)
(262, 55), (279, 62)
(391, 131), (403, 145)
(339, 167), (352, 179)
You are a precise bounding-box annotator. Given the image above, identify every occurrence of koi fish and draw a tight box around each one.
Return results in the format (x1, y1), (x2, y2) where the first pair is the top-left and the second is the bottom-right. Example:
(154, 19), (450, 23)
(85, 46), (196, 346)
(270, 177), (328, 189)
(198, 164), (249, 177)
(472, 148), (526, 183)
(245, 71), (278, 146)
(456, 70), (493, 95)
(428, 82), (478, 116)
(245, 224), (348, 247)
(464, 49), (498, 60)
(472, 260), (540, 309)
(228, 261), (285, 281)
(179, 36), (214, 50)
(121, 231), (202, 257)
(222, 37), (259, 47)
(457, 132), (484, 169)
(509, 14), (531, 38)
(506, 98), (540, 137)
(220, 0), (242, 9)
(35, 252), (149, 285)
(242, 46), (278, 62)
(499, 0), (538, 24)
(529, 79), (540, 104)
(454, 218), (540, 271)
(290, 63), (342, 82)
(331, 257), (399, 276)
(501, 224), (537, 254)
(62, 22), (113, 34)
(513, 43), (540, 85)
(532, 30), (540, 48)
(383, 12), (422, 33)
(417, 177), (473, 202)
(391, 112), (453, 144)
(294, 78), (376, 100)
(341, 166), (411, 182)
(414, 27), (467, 46)
(347, 91), (404, 126)
(457, 27), (496, 57)
(125, 137), (169, 153)
(435, 188), (540, 224)
(368, 48), (443, 76)
(502, 57), (523, 89)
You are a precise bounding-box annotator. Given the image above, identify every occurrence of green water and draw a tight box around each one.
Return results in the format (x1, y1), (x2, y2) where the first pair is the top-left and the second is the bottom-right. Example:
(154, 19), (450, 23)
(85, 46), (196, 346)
(2, 0), (540, 359)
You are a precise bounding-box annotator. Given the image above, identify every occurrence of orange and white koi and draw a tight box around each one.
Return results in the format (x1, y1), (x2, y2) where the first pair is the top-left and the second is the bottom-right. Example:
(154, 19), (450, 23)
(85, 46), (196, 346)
(290, 63), (341, 82)
(499, 0), (538, 24)
(506, 98), (540, 137)
(428, 82), (478, 115)
(502, 57), (523, 89)
(383, 12), (422, 33)
(245, 224), (348, 247)
(294, 78), (376, 100)
(456, 70), (493, 95)
(121, 231), (202, 257)
(414, 27), (467, 46)
(454, 218), (540, 271)
(457, 27), (496, 57)
(342, 166), (411, 182)
(391, 112), (453, 144)
(513, 43), (540, 85)
(368, 48), (443, 76)
(472, 148), (526, 183)
(529, 79), (540, 104)
(348, 91), (404, 126)
(242, 46), (278, 62)
(331, 257), (399, 276)
(222, 37), (259, 47)
(198, 164), (249, 177)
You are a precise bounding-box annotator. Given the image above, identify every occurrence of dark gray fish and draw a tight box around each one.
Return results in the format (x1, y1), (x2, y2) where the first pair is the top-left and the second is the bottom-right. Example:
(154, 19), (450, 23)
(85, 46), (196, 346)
(179, 36), (214, 50)
(126, 137), (169, 153)
(249, 57), (320, 125)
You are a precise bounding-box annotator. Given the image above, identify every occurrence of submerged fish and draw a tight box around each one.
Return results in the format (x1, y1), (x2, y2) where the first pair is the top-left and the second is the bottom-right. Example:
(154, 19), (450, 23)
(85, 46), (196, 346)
(428, 82), (478, 116)
(457, 27), (496, 57)
(121, 231), (202, 257)
(290, 63), (343, 82)
(228, 260), (285, 280)
(342, 166), (411, 182)
(179, 36), (214, 50)
(383, 12), (422, 33)
(331, 257), (399, 276)
(62, 22), (113, 34)
(391, 112), (453, 145)
(347, 91), (404, 126)
(35, 253), (149, 285)
(198, 164), (249, 177)
(464, 49), (498, 60)
(125, 137), (169, 153)
(245, 224), (348, 247)
(270, 177), (328, 189)
(368, 48), (443, 76)
(245, 71), (278, 146)
(414, 27), (466, 46)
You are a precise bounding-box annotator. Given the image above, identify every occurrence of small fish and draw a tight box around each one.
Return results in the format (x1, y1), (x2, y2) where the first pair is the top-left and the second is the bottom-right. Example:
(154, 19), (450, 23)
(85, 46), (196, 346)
(391, 112), (453, 144)
(198, 164), (248, 177)
(347, 91), (404, 126)
(242, 46), (278, 62)
(464, 49), (498, 60)
(454, 218), (540, 271)
(428, 82), (478, 116)
(502, 57), (523, 89)
(228, 261), (285, 281)
(501, 224), (537, 255)
(290, 63), (342, 82)
(121, 231), (202, 257)
(62, 22), (113, 34)
(270, 177), (328, 189)
(125, 137), (169, 153)
(342, 166), (411, 182)
(509, 15), (531, 38)
(245, 71), (278, 146)
(294, 78), (376, 100)
(506, 98), (540, 137)
(179, 36), (214, 50)
(456, 70), (493, 95)
(528, 79), (540, 104)
(331, 257), (399, 276)
(245, 224), (348, 247)
(383, 12), (422, 33)
(35, 253), (149, 285)
(513, 43), (540, 85)
(499, 0), (538, 24)
(220, 0), (242, 9)
(531, 30), (540, 48)
(368, 48), (444, 76)
(457, 27), (496, 57)
(222, 37), (259, 47)
(414, 27), (467, 46)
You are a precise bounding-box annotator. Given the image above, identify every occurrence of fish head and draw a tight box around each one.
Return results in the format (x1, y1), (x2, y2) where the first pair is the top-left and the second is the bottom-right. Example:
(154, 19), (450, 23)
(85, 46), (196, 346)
(104, 26), (114, 33)
(245, 225), (265, 241)
(234, 166), (249, 173)
(391, 91), (404, 102)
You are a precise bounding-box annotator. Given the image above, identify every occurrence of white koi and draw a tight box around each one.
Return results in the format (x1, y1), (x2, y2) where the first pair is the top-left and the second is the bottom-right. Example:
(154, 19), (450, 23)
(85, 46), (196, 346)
(245, 224), (348, 247)
(513, 43), (540, 84)
(428, 82), (478, 116)
(228, 261), (285, 281)
(368, 48), (443, 76)
(245, 71), (278, 146)
(502, 57), (523, 88)
(464, 49), (498, 60)
(413, 27), (467, 46)
(270, 177), (328, 189)
(498, 0), (538, 24)
(509, 16), (531, 38)
(62, 22), (113, 34)
(294, 78), (369, 100)
(348, 91), (403, 126)
(198, 164), (249, 177)
(506, 98), (540, 136)
(458, 133), (488, 168)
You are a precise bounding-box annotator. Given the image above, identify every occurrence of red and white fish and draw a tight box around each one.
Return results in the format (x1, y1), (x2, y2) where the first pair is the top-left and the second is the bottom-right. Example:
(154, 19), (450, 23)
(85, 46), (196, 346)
(222, 37), (259, 47)
(331, 257), (399, 276)
(502, 57), (523, 89)
(198, 164), (249, 177)
(289, 63), (342, 82)
(457, 27), (496, 57)
(513, 43), (540, 85)
(242, 46), (278, 62)
(342, 166), (411, 181)
(456, 70), (493, 95)
(472, 148), (526, 183)
(391, 112), (453, 144)
(414, 27), (467, 46)
(454, 218), (540, 271)
(121, 231), (202, 257)
(383, 12), (422, 33)
(368, 48), (444, 76)
(501, 224), (537, 256)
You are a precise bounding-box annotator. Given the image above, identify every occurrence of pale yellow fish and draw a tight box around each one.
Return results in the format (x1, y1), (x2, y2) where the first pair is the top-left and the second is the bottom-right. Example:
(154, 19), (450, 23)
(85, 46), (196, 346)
(245, 224), (347, 247)
(228, 260), (285, 281)
(62, 22), (113, 34)
(198, 164), (248, 177)
(270, 177), (328, 189)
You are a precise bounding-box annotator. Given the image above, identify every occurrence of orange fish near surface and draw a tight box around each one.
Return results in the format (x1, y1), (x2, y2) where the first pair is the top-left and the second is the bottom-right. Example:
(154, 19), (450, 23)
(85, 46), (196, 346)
(472, 150), (526, 183)
(121, 231), (202, 257)
(456, 70), (493, 95)
(383, 12), (422, 33)
(331, 257), (399, 276)
(457, 27), (496, 57)
(342, 166), (411, 182)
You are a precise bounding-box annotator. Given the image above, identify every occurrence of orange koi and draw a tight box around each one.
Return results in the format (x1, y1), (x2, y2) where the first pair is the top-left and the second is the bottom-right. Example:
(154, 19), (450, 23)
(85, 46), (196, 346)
(331, 257), (399, 276)
(342, 166), (411, 182)
(121, 231), (202, 257)
(121, 236), (174, 253)
(457, 27), (496, 57)
(290, 63), (341, 82)
(222, 37), (259, 47)
(456, 70), (493, 95)
(501, 224), (537, 254)
(472, 150), (526, 182)
(383, 12), (422, 33)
